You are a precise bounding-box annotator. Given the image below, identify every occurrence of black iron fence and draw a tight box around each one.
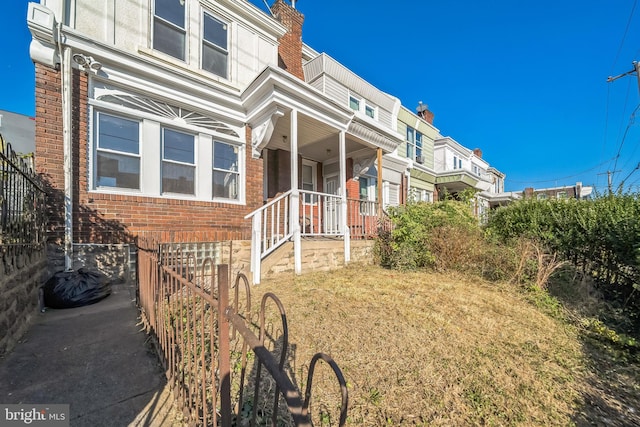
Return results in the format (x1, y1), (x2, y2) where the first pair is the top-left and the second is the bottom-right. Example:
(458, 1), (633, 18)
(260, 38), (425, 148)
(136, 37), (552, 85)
(137, 237), (348, 426)
(0, 134), (46, 248)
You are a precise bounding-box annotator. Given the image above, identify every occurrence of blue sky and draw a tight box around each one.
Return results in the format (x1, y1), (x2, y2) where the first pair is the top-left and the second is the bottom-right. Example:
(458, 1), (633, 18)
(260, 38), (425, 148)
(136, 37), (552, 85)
(3, 1), (640, 193)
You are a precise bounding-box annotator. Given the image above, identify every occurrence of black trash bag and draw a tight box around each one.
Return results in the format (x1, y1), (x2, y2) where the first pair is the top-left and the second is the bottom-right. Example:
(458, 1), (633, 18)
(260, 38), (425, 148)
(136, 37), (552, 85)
(42, 268), (112, 309)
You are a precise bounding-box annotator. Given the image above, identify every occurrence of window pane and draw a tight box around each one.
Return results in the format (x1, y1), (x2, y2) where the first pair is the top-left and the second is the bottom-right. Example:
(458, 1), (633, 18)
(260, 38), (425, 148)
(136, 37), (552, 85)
(213, 170), (238, 199)
(406, 127), (414, 143)
(365, 105), (375, 118)
(349, 96), (359, 111)
(203, 13), (227, 48)
(98, 114), (139, 154)
(302, 164), (313, 184)
(163, 128), (194, 163)
(97, 152), (140, 189)
(162, 162), (195, 194)
(213, 142), (238, 171)
(359, 177), (368, 199)
(406, 143), (413, 159)
(155, 0), (184, 27)
(416, 132), (422, 147)
(202, 43), (228, 77)
(154, 18), (185, 60)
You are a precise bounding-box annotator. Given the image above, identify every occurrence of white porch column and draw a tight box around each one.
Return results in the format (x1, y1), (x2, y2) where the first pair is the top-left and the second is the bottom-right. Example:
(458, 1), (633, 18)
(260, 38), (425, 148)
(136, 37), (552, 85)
(290, 109), (302, 274)
(339, 130), (350, 264)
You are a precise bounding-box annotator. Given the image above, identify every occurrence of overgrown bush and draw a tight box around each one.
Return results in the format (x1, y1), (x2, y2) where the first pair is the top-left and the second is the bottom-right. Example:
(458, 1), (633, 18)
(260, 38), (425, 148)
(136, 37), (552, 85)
(375, 200), (563, 290)
(486, 193), (640, 329)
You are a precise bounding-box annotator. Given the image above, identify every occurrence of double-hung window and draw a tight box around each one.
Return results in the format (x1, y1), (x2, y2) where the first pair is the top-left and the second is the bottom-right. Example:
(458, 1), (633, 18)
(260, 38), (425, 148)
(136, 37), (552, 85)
(162, 128), (195, 195)
(202, 12), (228, 78)
(96, 112), (140, 189)
(406, 127), (423, 162)
(153, 0), (186, 61)
(406, 127), (414, 160)
(213, 141), (239, 200)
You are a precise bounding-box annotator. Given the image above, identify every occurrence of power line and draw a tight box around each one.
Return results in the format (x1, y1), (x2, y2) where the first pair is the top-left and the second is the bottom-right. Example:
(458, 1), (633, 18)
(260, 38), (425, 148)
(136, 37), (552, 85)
(507, 157), (617, 185)
(610, 0), (638, 75)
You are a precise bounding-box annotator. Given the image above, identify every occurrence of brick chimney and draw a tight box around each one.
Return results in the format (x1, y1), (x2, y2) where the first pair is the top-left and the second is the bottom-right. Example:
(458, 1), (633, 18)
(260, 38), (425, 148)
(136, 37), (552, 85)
(271, 0), (305, 80)
(416, 102), (434, 124)
(524, 187), (534, 199)
(473, 148), (482, 158)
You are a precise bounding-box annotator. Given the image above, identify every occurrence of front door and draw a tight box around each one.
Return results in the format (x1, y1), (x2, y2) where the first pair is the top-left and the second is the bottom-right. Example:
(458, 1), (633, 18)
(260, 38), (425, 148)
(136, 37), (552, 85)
(324, 174), (341, 234)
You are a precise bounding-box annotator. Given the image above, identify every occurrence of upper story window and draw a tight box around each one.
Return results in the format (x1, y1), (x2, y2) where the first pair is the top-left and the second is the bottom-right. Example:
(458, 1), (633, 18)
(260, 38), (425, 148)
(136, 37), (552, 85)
(453, 155), (462, 170)
(365, 103), (376, 119)
(202, 12), (228, 78)
(153, 0), (186, 61)
(96, 112), (140, 190)
(472, 165), (480, 176)
(349, 94), (377, 121)
(537, 193), (548, 200)
(349, 95), (360, 111)
(556, 191), (568, 199)
(406, 127), (423, 163)
(162, 128), (195, 195)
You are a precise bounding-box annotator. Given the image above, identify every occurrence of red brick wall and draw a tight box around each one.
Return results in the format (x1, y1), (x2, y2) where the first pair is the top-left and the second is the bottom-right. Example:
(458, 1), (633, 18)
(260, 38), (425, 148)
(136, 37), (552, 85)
(271, 0), (304, 80)
(34, 65), (262, 245)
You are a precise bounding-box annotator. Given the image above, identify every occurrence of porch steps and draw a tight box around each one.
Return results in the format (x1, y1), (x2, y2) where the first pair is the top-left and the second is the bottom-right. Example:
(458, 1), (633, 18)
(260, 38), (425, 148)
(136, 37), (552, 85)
(260, 238), (376, 280)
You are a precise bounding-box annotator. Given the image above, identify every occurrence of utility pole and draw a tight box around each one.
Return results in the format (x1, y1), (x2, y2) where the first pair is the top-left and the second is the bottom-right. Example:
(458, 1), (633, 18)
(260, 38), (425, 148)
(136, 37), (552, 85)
(597, 170), (620, 195)
(605, 61), (640, 193)
(607, 60), (640, 96)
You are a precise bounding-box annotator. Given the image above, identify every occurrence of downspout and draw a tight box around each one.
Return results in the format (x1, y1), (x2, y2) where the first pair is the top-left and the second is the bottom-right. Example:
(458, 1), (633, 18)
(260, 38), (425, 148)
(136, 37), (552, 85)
(57, 23), (73, 270)
(377, 148), (383, 216)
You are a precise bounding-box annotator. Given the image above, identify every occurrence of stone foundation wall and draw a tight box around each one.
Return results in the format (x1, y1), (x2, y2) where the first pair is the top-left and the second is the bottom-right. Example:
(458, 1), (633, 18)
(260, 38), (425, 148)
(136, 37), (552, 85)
(46, 243), (133, 284)
(0, 247), (47, 357)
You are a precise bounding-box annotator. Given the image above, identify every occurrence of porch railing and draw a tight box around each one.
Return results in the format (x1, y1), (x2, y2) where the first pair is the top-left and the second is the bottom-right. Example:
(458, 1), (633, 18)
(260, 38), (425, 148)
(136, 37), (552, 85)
(245, 190), (383, 282)
(137, 237), (348, 426)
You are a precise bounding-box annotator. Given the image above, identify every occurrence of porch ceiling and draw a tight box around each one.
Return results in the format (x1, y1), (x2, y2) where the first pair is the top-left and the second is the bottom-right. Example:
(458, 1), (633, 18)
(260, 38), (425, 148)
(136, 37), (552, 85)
(269, 112), (365, 162)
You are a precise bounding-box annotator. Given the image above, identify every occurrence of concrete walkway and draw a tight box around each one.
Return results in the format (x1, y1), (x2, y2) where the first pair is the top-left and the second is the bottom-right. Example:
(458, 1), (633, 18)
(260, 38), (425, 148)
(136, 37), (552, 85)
(0, 282), (178, 426)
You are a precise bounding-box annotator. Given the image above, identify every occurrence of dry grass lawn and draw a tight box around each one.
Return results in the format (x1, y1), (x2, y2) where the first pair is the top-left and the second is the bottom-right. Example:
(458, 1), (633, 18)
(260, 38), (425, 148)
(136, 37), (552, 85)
(254, 264), (589, 426)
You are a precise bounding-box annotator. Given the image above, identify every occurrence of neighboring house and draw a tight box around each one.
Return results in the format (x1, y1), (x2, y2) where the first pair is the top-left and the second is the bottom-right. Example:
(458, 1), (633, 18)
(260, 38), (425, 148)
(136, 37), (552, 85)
(522, 182), (593, 200)
(0, 110), (36, 155)
(433, 137), (493, 197)
(397, 104), (438, 203)
(433, 138), (517, 219)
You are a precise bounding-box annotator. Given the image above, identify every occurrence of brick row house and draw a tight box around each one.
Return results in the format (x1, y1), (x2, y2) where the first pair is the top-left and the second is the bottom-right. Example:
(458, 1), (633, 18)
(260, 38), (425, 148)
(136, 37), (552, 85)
(27, 0), (514, 283)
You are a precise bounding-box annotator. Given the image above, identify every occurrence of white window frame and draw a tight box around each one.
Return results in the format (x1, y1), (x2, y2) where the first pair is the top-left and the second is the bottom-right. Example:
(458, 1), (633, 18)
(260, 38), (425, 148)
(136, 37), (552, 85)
(152, 0), (187, 61)
(212, 140), (242, 202)
(365, 102), (376, 119)
(406, 126), (423, 162)
(161, 127), (196, 196)
(89, 103), (245, 205)
(94, 111), (142, 192)
(349, 94), (361, 112)
(301, 159), (317, 204)
(201, 9), (229, 78)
